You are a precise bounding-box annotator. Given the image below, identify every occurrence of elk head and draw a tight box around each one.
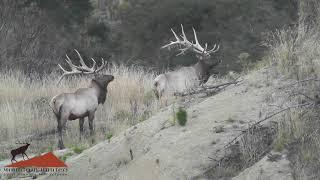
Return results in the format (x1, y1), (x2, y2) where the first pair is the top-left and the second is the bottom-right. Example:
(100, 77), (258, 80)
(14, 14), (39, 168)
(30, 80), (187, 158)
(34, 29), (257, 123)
(161, 24), (220, 64)
(92, 74), (115, 90)
(56, 49), (107, 85)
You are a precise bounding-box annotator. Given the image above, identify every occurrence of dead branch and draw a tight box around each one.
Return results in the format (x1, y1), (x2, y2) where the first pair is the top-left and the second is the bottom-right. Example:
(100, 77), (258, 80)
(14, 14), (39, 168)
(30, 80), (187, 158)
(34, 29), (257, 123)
(207, 102), (310, 172)
(174, 79), (242, 97)
(288, 92), (315, 101)
(224, 102), (310, 149)
(280, 78), (320, 89)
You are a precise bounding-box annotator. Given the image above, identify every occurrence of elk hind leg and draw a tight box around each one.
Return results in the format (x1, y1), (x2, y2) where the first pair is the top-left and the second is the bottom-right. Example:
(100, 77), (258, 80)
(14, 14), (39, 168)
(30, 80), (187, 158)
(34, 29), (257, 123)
(79, 118), (84, 141)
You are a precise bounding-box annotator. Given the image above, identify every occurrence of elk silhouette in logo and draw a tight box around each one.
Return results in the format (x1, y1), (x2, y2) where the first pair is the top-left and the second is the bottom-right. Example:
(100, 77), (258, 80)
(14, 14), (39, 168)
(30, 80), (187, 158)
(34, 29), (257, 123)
(11, 141), (31, 163)
(153, 24), (221, 98)
(50, 50), (114, 149)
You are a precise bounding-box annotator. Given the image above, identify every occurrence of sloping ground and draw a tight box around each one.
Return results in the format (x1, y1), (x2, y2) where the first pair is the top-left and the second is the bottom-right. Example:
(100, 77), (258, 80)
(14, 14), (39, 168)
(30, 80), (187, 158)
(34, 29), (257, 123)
(233, 151), (293, 180)
(31, 68), (289, 180)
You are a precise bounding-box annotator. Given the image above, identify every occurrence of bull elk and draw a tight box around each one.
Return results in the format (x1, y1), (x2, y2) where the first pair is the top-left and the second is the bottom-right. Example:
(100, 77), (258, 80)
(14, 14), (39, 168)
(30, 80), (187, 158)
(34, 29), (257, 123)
(50, 50), (114, 149)
(153, 25), (221, 98)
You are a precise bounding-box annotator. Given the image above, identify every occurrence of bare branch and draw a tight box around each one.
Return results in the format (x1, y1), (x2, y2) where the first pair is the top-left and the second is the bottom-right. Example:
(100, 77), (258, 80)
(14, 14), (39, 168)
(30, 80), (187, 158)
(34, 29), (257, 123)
(224, 102), (311, 149)
(174, 79), (242, 97)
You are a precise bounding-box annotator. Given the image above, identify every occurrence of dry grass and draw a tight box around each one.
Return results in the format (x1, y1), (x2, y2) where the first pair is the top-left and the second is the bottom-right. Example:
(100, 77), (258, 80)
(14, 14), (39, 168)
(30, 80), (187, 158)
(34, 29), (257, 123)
(265, 17), (320, 80)
(263, 1), (320, 178)
(0, 64), (168, 158)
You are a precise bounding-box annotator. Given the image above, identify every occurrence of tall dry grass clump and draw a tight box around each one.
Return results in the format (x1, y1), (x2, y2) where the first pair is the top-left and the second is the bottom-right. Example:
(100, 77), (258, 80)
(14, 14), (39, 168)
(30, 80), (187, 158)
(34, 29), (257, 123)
(266, 1), (320, 80)
(0, 64), (163, 158)
(264, 1), (320, 178)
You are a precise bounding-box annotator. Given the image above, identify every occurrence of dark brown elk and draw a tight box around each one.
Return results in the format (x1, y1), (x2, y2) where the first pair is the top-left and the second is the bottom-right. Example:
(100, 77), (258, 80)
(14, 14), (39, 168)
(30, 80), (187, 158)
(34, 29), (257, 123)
(153, 25), (221, 98)
(50, 50), (114, 149)
(11, 142), (30, 163)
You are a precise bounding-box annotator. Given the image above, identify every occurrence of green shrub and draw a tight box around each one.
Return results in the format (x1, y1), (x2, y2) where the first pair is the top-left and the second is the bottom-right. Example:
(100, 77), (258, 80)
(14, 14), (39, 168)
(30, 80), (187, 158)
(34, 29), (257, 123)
(73, 145), (87, 154)
(60, 152), (73, 162)
(106, 132), (113, 142)
(176, 107), (187, 126)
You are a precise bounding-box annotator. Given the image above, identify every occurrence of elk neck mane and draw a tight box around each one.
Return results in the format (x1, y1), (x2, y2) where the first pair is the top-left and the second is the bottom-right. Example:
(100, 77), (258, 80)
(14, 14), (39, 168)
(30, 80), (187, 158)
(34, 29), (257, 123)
(193, 61), (210, 79)
(90, 80), (107, 104)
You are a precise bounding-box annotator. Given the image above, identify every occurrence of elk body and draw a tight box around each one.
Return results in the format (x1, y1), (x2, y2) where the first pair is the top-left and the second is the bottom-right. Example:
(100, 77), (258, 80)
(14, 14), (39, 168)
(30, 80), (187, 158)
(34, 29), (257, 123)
(50, 50), (114, 149)
(153, 25), (221, 98)
(11, 142), (30, 163)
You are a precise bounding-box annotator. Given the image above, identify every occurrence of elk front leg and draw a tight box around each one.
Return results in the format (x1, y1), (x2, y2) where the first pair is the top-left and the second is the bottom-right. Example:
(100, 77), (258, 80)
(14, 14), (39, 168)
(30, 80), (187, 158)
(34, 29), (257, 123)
(79, 118), (84, 141)
(88, 112), (95, 144)
(24, 153), (29, 159)
(57, 119), (66, 150)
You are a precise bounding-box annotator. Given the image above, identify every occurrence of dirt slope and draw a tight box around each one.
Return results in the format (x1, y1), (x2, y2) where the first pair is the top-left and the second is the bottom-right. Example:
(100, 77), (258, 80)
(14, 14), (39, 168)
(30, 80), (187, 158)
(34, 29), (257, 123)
(233, 151), (293, 180)
(35, 69), (289, 180)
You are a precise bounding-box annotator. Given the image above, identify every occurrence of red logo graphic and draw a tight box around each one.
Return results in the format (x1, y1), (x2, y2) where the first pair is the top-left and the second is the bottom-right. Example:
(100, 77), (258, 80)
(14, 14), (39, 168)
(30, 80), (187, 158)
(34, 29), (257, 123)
(6, 152), (67, 168)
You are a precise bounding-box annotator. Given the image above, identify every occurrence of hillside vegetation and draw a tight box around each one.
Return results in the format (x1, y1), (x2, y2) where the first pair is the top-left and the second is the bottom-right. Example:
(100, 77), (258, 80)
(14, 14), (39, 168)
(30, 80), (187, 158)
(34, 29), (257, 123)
(0, 0), (296, 73)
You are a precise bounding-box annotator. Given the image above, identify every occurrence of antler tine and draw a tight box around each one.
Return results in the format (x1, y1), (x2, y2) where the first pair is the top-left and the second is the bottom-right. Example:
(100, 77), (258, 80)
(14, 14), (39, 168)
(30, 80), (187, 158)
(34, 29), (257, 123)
(161, 28), (181, 49)
(208, 44), (220, 53)
(94, 58), (107, 72)
(180, 24), (188, 41)
(192, 27), (204, 51)
(172, 28), (181, 42)
(91, 58), (97, 70)
(176, 47), (190, 56)
(58, 64), (68, 73)
(74, 49), (96, 71)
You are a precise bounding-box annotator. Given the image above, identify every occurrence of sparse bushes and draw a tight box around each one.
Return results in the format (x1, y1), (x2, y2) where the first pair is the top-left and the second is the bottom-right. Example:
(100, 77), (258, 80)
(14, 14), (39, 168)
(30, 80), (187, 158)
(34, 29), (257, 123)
(176, 107), (187, 126)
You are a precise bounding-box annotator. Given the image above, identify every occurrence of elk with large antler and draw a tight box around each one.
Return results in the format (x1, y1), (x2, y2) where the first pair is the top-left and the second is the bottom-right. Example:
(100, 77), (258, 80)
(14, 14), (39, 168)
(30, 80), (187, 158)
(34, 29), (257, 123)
(50, 50), (114, 149)
(153, 25), (221, 98)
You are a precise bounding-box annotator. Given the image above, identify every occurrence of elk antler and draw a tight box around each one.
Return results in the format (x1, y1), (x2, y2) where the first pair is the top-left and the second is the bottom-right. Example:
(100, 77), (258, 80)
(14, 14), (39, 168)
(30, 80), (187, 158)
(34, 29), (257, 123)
(57, 49), (107, 85)
(16, 140), (29, 144)
(162, 24), (220, 58)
